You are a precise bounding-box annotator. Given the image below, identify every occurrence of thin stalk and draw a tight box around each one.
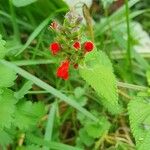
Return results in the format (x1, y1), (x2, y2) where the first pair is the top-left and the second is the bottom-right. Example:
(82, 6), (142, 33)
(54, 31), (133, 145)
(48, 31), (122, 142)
(9, 0), (20, 42)
(13, 59), (54, 66)
(117, 81), (147, 91)
(27, 81), (148, 95)
(125, 0), (132, 75)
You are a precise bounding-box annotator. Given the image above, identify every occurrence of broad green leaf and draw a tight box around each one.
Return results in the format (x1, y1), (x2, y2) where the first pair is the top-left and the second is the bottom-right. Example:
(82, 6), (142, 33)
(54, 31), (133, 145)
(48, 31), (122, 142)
(137, 134), (150, 150)
(0, 130), (13, 149)
(79, 50), (121, 114)
(14, 101), (45, 130)
(85, 117), (110, 138)
(0, 64), (17, 87)
(12, 0), (38, 7)
(0, 35), (7, 59)
(128, 97), (150, 150)
(74, 87), (85, 99)
(0, 88), (17, 129)
(78, 128), (94, 147)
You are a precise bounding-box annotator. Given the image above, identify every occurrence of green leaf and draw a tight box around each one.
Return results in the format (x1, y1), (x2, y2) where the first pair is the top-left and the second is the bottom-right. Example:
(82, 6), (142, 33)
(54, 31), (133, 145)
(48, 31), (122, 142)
(12, 0), (38, 7)
(0, 88), (17, 129)
(74, 87), (85, 99)
(0, 64), (17, 87)
(0, 35), (7, 59)
(78, 128), (94, 147)
(14, 100), (45, 130)
(0, 130), (13, 149)
(85, 117), (110, 138)
(128, 97), (150, 150)
(79, 50), (121, 114)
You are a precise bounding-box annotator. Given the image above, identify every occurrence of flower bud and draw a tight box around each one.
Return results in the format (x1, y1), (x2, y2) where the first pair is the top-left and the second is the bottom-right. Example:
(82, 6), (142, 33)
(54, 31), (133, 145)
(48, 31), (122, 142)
(50, 21), (58, 30)
(49, 42), (61, 55)
(73, 41), (80, 50)
(84, 41), (94, 52)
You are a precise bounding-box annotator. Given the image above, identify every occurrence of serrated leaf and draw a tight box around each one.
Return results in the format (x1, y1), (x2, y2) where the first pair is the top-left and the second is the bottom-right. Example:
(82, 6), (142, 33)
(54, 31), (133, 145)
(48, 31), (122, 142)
(0, 130), (13, 149)
(14, 100), (46, 130)
(12, 0), (38, 7)
(0, 88), (17, 129)
(79, 50), (121, 114)
(0, 35), (7, 59)
(74, 87), (85, 99)
(78, 128), (94, 147)
(128, 97), (150, 150)
(0, 64), (17, 87)
(85, 117), (110, 138)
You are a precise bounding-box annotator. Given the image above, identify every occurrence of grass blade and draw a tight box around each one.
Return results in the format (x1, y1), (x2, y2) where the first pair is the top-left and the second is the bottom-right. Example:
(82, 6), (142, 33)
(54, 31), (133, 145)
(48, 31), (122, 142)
(27, 134), (83, 150)
(15, 8), (68, 56)
(43, 102), (57, 150)
(13, 59), (54, 66)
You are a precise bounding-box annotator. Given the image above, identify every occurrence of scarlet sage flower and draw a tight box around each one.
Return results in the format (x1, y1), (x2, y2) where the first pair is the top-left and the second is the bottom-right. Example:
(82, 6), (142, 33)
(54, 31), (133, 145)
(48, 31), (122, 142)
(73, 41), (80, 50)
(49, 42), (61, 55)
(57, 60), (70, 80)
(84, 41), (94, 52)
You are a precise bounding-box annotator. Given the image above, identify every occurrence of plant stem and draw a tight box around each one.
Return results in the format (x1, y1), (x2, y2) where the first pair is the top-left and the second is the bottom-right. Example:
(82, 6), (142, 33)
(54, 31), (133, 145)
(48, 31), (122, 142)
(117, 81), (147, 91)
(9, 0), (20, 42)
(13, 59), (54, 66)
(125, 0), (132, 76)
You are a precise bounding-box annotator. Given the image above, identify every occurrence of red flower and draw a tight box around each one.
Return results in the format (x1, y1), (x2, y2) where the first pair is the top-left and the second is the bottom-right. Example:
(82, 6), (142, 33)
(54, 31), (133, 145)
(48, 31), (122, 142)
(73, 41), (80, 50)
(50, 21), (58, 30)
(49, 42), (61, 55)
(84, 41), (94, 52)
(57, 60), (70, 80)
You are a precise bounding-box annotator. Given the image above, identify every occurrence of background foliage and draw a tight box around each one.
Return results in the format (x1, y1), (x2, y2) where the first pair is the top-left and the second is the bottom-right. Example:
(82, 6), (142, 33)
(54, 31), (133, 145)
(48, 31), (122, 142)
(0, 0), (150, 150)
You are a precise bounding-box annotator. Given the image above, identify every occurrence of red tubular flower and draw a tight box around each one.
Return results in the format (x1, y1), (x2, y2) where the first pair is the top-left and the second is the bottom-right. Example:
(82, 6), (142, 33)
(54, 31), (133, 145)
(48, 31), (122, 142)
(73, 41), (80, 50)
(50, 21), (58, 30)
(57, 60), (70, 80)
(49, 42), (61, 55)
(84, 41), (94, 52)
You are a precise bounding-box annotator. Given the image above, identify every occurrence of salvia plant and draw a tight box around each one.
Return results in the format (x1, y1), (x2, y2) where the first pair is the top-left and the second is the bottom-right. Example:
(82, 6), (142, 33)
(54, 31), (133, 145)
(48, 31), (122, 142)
(0, 0), (150, 150)
(49, 10), (94, 80)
